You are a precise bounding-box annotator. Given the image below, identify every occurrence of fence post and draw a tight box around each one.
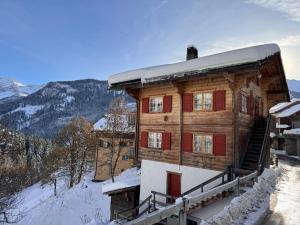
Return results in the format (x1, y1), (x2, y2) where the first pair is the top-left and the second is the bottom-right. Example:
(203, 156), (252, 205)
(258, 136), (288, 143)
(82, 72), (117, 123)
(153, 193), (156, 210)
(236, 177), (240, 196)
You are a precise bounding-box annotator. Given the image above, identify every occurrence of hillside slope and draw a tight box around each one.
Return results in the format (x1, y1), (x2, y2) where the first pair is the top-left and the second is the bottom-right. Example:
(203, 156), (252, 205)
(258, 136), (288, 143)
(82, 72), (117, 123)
(0, 79), (129, 138)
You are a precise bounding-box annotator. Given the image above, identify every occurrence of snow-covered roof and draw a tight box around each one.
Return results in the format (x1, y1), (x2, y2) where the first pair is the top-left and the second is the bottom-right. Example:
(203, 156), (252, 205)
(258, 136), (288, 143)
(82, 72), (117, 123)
(275, 104), (300, 118)
(108, 43), (280, 86)
(269, 99), (300, 114)
(102, 168), (140, 194)
(276, 123), (290, 129)
(283, 128), (300, 135)
(93, 118), (107, 130)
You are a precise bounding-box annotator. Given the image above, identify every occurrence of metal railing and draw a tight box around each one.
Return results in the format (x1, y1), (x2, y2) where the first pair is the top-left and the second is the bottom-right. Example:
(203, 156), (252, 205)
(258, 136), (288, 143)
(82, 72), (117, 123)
(180, 169), (229, 197)
(258, 114), (271, 175)
(114, 195), (152, 221)
(124, 171), (258, 225)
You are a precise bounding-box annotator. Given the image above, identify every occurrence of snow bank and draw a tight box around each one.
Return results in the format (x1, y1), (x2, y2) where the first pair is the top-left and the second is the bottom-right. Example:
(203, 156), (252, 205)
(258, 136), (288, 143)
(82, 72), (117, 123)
(200, 168), (280, 225)
(108, 44), (280, 86)
(283, 128), (300, 135)
(102, 167), (140, 194)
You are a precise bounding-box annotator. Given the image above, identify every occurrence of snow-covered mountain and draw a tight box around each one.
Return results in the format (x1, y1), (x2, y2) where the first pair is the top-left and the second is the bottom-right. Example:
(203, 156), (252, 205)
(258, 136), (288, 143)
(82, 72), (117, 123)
(0, 79), (132, 138)
(0, 77), (43, 100)
(287, 79), (300, 98)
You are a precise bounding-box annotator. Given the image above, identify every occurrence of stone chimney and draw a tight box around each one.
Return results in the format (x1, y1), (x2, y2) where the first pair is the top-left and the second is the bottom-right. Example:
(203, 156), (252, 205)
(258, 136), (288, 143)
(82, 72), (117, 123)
(186, 46), (198, 60)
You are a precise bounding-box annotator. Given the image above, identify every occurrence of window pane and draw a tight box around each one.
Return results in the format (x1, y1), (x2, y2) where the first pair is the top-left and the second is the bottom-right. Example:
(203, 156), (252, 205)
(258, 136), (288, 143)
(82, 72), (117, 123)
(194, 135), (201, 152)
(149, 97), (163, 112)
(194, 94), (203, 110)
(148, 132), (162, 148)
(204, 136), (212, 153)
(203, 93), (212, 110)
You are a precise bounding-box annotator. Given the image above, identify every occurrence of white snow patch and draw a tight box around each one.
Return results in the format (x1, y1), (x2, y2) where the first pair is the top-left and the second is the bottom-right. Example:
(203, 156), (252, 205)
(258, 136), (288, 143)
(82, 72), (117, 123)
(108, 44), (280, 86)
(270, 132), (276, 138)
(283, 128), (300, 135)
(93, 118), (107, 130)
(11, 105), (44, 116)
(275, 123), (290, 129)
(102, 167), (140, 194)
(12, 173), (110, 225)
(271, 148), (287, 155)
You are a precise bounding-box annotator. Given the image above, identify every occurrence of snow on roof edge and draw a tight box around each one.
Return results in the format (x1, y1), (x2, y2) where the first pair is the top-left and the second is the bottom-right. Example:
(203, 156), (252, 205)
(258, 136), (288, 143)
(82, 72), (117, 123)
(108, 43), (280, 86)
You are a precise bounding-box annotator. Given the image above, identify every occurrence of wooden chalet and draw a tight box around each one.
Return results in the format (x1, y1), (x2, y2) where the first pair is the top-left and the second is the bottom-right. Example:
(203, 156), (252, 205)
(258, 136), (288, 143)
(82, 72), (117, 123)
(107, 44), (289, 213)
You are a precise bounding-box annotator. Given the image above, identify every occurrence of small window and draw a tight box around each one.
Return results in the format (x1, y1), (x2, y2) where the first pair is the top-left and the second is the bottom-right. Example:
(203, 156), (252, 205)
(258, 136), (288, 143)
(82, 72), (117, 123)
(122, 155), (129, 160)
(148, 132), (162, 149)
(149, 97), (163, 112)
(241, 94), (247, 113)
(194, 93), (212, 111)
(193, 134), (213, 154)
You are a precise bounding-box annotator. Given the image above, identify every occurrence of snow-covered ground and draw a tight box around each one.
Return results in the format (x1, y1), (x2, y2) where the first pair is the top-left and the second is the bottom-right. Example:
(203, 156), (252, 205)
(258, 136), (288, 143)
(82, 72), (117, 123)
(11, 173), (111, 225)
(262, 157), (300, 225)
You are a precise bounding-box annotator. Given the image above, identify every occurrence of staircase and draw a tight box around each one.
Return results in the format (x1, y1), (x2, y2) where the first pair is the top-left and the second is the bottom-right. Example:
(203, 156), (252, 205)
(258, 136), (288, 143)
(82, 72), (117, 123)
(241, 118), (268, 171)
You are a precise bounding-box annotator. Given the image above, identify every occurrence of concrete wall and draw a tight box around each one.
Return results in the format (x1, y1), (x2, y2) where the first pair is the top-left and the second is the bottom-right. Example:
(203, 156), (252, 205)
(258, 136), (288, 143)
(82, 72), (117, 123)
(140, 159), (223, 202)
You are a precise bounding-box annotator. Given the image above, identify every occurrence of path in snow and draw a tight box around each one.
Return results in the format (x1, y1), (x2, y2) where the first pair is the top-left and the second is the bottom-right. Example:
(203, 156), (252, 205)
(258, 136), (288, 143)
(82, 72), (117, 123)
(263, 156), (300, 225)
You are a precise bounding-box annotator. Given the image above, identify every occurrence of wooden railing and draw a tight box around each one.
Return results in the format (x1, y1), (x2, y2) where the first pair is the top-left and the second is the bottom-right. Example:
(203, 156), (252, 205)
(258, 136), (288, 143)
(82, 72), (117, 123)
(180, 169), (229, 197)
(151, 191), (177, 209)
(114, 195), (152, 221)
(258, 114), (271, 175)
(124, 171), (258, 225)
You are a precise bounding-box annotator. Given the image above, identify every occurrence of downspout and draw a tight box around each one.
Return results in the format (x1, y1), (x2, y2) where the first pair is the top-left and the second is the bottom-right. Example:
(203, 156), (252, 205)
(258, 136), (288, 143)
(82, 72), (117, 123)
(179, 91), (183, 165)
(135, 98), (140, 166)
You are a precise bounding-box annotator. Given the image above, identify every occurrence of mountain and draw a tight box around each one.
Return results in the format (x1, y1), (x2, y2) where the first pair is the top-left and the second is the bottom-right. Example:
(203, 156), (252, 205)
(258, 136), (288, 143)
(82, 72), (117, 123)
(0, 77), (43, 101)
(287, 79), (300, 98)
(0, 79), (131, 138)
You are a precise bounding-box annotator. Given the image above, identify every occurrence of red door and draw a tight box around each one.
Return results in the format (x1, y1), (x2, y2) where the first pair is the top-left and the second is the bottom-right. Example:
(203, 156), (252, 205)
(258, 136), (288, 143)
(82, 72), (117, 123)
(167, 173), (181, 202)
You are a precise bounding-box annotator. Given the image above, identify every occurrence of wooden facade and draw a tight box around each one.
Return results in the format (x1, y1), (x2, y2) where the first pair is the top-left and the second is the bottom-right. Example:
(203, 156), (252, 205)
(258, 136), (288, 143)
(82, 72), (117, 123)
(121, 53), (289, 171)
(94, 131), (135, 181)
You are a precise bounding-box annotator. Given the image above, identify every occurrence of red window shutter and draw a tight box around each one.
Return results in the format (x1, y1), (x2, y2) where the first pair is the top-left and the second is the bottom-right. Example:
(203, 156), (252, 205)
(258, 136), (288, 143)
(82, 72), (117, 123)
(142, 98), (149, 113)
(213, 134), (226, 156)
(247, 96), (250, 114)
(183, 93), (193, 112)
(163, 95), (172, 113)
(141, 131), (148, 148)
(182, 133), (193, 152)
(213, 90), (226, 111)
(162, 132), (171, 150)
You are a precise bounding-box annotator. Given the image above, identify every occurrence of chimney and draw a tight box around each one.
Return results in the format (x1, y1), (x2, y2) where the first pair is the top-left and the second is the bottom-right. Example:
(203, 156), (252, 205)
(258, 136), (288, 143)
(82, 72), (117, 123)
(186, 46), (198, 60)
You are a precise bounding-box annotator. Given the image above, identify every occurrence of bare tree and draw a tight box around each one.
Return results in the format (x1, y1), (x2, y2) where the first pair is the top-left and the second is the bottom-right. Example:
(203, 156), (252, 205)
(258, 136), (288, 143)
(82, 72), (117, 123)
(101, 97), (132, 182)
(55, 117), (95, 188)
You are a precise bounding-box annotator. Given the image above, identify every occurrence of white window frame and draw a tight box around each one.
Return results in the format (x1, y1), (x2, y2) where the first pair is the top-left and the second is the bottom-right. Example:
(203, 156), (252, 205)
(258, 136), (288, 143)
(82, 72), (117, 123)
(194, 92), (213, 111)
(241, 94), (247, 113)
(193, 134), (213, 154)
(149, 96), (163, 113)
(148, 132), (162, 149)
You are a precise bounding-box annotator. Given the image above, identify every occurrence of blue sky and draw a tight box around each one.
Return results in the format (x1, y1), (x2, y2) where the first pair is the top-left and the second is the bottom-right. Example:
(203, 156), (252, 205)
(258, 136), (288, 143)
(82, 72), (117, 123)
(0, 0), (300, 84)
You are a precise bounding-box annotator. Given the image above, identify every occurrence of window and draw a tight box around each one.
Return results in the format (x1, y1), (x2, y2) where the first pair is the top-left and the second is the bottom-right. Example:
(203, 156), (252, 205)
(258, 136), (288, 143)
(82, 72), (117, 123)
(122, 155), (129, 160)
(194, 93), (212, 111)
(148, 132), (162, 149)
(149, 97), (163, 112)
(241, 94), (247, 113)
(193, 134), (213, 154)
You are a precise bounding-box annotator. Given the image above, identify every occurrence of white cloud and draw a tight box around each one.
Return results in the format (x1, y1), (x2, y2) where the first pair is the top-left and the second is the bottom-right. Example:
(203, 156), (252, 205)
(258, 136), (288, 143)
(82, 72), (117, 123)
(247, 0), (300, 22)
